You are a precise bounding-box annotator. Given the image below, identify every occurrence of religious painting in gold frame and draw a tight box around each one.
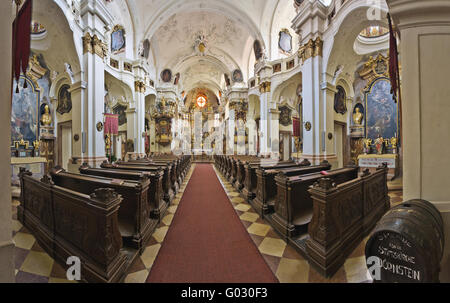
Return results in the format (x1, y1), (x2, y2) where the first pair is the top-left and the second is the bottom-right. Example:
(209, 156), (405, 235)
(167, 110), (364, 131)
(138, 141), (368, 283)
(364, 77), (398, 142)
(11, 75), (40, 149)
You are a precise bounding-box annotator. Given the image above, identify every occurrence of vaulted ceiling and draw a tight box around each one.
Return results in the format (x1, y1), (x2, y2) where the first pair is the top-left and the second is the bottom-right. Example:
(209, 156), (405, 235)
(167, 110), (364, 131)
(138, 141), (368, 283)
(104, 0), (298, 96)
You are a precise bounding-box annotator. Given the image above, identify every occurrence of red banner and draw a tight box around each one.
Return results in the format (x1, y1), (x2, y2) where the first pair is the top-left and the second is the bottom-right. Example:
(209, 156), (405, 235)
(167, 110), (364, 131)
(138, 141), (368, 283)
(388, 13), (399, 102)
(13, 0), (32, 93)
(104, 113), (119, 135)
(293, 117), (300, 137)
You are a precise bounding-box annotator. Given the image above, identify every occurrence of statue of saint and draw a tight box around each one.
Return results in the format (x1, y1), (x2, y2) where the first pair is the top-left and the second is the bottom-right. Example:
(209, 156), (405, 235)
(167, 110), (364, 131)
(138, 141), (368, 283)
(353, 107), (363, 125)
(105, 134), (111, 150)
(41, 105), (52, 126)
(374, 136), (384, 155)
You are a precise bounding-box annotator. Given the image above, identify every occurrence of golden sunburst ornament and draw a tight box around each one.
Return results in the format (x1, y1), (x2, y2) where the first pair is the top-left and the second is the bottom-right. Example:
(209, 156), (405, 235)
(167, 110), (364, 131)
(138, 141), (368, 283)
(197, 95), (207, 108)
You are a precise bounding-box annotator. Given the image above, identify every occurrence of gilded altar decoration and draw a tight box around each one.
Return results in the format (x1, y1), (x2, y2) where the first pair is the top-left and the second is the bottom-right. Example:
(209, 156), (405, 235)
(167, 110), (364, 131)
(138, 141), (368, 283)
(363, 138), (372, 154)
(27, 55), (48, 86)
(390, 136), (398, 154)
(155, 118), (173, 147)
(298, 37), (323, 63)
(153, 97), (176, 118)
(390, 136), (398, 150)
(358, 54), (389, 87)
(229, 99), (248, 122)
(279, 105), (292, 126)
(111, 25), (126, 54)
(352, 106), (364, 125)
(334, 85), (347, 114)
(56, 84), (72, 115)
(40, 104), (52, 126)
(33, 140), (40, 150)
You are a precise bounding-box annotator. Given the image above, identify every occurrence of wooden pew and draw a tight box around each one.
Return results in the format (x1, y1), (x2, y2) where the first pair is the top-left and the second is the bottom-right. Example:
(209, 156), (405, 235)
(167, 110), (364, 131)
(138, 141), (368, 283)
(50, 167), (156, 253)
(222, 155), (258, 188)
(117, 159), (179, 195)
(242, 159), (309, 202)
(234, 157), (261, 191)
(121, 155), (190, 194)
(103, 162), (174, 203)
(305, 165), (390, 277)
(271, 166), (358, 241)
(252, 161), (331, 217)
(79, 164), (165, 222)
(18, 169), (129, 283)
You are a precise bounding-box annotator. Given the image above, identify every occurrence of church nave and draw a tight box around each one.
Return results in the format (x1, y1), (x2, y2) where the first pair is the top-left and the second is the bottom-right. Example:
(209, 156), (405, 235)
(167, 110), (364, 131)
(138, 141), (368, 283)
(2, 0), (450, 289)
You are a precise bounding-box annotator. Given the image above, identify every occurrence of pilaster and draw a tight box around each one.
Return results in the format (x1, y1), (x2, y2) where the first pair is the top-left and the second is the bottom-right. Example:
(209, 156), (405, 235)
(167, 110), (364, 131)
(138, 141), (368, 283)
(387, 0), (450, 282)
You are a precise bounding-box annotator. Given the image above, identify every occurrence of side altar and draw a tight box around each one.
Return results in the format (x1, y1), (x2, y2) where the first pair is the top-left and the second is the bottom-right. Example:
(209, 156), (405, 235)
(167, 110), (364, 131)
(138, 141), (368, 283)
(349, 54), (401, 181)
(10, 56), (55, 197)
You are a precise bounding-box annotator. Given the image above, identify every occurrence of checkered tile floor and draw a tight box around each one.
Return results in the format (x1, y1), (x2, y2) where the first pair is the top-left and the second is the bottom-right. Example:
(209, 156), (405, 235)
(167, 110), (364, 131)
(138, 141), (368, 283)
(10, 164), (403, 283)
(212, 166), (404, 283)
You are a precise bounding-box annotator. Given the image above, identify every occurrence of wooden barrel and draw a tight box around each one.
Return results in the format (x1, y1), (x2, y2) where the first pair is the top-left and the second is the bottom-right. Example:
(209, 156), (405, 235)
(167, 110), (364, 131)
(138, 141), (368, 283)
(365, 199), (444, 283)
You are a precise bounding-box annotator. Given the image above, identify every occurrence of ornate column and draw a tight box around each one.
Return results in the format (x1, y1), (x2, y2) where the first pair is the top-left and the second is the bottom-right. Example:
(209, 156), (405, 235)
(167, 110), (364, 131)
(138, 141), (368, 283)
(69, 0), (114, 166)
(126, 108), (137, 155)
(0, 0), (14, 282)
(387, 0), (450, 282)
(68, 17), (109, 167)
(70, 32), (108, 167)
(247, 118), (258, 156)
(300, 37), (336, 165)
(231, 99), (248, 155)
(226, 107), (235, 156)
(256, 62), (273, 157)
(269, 108), (280, 159)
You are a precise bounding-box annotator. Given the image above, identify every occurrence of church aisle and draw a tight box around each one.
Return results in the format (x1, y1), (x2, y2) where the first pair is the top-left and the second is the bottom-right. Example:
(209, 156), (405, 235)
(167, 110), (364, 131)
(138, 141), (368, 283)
(9, 164), (402, 283)
(146, 164), (278, 283)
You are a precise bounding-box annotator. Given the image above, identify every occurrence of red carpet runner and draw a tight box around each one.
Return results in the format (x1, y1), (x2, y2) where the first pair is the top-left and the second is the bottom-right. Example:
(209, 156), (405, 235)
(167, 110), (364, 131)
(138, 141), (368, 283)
(146, 164), (278, 283)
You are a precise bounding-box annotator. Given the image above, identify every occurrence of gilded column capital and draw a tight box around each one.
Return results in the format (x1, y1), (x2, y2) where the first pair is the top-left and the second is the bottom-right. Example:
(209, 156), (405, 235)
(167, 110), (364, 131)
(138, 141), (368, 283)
(259, 81), (271, 93)
(298, 37), (323, 63)
(92, 35), (108, 59)
(82, 33), (93, 55)
(83, 33), (108, 59)
(134, 81), (146, 93)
